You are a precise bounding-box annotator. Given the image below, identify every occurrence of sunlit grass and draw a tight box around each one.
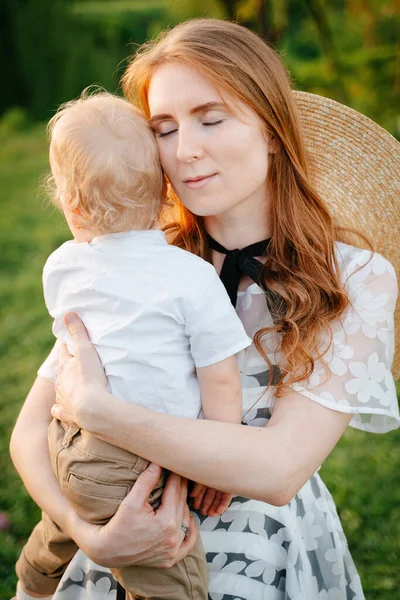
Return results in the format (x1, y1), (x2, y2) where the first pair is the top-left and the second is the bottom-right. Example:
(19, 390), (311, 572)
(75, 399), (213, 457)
(0, 124), (68, 597)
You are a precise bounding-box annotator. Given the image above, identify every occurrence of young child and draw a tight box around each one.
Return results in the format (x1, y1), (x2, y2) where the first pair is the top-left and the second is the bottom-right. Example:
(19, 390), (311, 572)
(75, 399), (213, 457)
(14, 91), (251, 600)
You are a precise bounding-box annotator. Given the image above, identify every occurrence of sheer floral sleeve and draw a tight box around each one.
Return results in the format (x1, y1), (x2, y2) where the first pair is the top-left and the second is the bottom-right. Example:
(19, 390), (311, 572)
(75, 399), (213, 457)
(291, 243), (399, 433)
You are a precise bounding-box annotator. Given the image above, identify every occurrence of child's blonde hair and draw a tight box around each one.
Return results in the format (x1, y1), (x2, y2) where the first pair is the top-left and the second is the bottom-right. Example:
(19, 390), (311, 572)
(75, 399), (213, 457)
(47, 89), (165, 233)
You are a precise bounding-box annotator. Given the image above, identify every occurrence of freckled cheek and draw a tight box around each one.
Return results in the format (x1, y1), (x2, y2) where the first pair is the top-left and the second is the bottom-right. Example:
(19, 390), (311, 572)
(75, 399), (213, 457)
(232, 136), (269, 174)
(219, 143), (264, 178)
(223, 152), (268, 193)
(219, 130), (261, 163)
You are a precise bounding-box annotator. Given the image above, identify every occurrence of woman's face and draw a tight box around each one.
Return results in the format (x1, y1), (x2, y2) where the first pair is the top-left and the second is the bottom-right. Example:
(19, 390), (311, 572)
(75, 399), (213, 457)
(148, 62), (271, 219)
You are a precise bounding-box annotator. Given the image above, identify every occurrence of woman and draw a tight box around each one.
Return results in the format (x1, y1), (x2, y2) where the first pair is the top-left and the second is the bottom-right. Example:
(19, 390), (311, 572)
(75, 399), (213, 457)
(11, 18), (399, 600)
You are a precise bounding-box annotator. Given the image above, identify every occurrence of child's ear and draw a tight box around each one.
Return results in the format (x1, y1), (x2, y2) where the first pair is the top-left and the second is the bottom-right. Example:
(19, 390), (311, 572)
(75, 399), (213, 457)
(70, 207), (84, 230)
(63, 201), (83, 229)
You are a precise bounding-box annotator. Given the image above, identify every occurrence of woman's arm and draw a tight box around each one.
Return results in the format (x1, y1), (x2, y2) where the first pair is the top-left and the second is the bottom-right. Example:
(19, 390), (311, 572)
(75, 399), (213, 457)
(54, 314), (352, 506)
(10, 375), (197, 567)
(10, 376), (78, 531)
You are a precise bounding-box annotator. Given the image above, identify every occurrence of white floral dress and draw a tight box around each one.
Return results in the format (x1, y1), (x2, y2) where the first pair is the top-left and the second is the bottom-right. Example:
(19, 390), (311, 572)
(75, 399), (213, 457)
(53, 242), (399, 600)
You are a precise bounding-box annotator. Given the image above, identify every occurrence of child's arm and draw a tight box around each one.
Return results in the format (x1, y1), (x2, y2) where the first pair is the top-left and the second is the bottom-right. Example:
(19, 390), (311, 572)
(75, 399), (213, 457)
(190, 355), (242, 517)
(197, 355), (242, 423)
(183, 263), (250, 516)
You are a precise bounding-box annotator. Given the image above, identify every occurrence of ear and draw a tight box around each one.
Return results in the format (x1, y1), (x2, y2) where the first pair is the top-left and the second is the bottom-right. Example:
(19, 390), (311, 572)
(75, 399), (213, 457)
(262, 124), (277, 154)
(59, 192), (80, 212)
(63, 200), (83, 230)
(267, 132), (277, 155)
(70, 207), (84, 230)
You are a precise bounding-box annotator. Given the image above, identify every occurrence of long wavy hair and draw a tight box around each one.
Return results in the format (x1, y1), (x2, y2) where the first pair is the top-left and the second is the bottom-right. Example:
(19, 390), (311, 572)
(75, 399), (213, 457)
(122, 18), (367, 395)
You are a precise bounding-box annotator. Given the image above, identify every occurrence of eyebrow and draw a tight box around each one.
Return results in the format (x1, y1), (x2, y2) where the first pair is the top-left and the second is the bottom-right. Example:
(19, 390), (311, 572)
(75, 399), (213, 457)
(149, 101), (226, 125)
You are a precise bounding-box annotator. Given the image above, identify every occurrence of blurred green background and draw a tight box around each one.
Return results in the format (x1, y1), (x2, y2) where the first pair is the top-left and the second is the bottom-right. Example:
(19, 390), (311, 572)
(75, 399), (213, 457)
(0, 1), (399, 598)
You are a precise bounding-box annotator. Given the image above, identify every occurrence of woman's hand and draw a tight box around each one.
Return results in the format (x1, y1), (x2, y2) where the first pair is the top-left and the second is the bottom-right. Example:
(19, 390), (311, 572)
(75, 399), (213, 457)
(52, 312), (107, 429)
(71, 463), (197, 568)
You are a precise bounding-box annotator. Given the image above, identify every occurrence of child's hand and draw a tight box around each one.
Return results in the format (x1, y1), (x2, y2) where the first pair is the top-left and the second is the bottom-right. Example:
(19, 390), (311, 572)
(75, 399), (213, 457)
(190, 482), (233, 517)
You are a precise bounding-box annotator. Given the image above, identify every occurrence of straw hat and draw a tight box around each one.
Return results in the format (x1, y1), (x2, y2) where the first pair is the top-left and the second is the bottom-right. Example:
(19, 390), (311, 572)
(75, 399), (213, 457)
(293, 91), (400, 379)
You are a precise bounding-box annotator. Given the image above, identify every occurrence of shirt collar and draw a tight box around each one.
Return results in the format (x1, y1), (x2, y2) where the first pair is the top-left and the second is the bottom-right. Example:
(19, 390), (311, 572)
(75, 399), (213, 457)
(89, 230), (167, 247)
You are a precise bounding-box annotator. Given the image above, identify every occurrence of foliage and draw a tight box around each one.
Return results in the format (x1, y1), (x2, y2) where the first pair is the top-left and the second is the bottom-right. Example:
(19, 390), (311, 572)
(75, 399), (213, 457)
(0, 0), (166, 120)
(164, 0), (399, 136)
(1, 0), (398, 136)
(0, 108), (32, 135)
(163, 0), (226, 19)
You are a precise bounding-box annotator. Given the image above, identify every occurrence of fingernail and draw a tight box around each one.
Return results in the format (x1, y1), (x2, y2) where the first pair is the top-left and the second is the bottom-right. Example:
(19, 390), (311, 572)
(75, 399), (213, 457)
(147, 463), (159, 473)
(65, 312), (77, 325)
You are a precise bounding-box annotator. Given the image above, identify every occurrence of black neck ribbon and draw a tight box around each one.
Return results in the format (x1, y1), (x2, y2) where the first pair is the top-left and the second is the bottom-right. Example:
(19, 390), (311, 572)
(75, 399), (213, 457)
(207, 234), (271, 306)
(207, 234), (284, 323)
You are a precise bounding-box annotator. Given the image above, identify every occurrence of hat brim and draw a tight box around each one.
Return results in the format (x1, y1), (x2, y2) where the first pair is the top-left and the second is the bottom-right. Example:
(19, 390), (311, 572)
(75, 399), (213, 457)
(294, 91), (399, 379)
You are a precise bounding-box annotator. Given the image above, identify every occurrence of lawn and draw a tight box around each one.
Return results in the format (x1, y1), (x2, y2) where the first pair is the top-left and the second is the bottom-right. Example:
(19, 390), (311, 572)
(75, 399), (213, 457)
(0, 124), (399, 599)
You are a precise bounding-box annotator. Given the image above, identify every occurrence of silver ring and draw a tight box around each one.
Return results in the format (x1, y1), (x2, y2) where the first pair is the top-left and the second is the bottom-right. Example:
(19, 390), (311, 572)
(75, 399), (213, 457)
(180, 524), (190, 537)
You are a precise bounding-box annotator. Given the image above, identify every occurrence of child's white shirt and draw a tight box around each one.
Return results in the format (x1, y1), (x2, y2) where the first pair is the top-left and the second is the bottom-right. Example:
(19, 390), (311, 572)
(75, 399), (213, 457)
(38, 230), (251, 418)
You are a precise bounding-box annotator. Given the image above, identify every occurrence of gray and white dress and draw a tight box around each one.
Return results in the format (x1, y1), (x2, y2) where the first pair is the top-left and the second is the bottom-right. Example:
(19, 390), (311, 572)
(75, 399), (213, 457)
(53, 242), (399, 600)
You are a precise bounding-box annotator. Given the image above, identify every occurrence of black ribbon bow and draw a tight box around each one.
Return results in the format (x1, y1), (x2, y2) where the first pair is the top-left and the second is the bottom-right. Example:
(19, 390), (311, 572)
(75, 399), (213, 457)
(207, 234), (284, 322)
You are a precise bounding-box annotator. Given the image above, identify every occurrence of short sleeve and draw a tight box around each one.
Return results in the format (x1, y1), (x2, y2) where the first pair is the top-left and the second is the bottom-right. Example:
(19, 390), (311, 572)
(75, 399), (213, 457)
(185, 266), (252, 368)
(291, 250), (399, 433)
(37, 243), (78, 381)
(37, 340), (61, 382)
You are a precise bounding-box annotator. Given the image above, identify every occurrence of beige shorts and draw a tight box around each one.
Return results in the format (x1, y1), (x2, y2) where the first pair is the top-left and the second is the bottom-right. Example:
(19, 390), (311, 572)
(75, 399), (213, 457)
(16, 418), (207, 600)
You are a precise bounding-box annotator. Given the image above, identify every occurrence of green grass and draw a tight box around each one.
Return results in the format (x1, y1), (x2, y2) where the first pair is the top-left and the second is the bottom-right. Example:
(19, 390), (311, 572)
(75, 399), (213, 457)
(0, 124), (69, 598)
(0, 125), (399, 599)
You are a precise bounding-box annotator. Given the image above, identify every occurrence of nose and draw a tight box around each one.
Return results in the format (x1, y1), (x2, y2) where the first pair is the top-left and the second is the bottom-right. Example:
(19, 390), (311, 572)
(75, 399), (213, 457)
(176, 124), (203, 163)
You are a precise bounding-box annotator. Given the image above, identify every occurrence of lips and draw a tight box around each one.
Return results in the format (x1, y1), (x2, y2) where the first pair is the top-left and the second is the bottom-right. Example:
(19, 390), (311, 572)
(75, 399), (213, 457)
(184, 174), (215, 183)
(183, 173), (217, 190)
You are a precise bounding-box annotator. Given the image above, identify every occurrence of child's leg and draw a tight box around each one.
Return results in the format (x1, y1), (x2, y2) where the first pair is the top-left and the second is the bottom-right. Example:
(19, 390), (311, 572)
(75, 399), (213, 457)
(49, 421), (208, 600)
(15, 419), (82, 597)
(15, 511), (78, 597)
(53, 420), (161, 524)
(14, 582), (53, 600)
(114, 533), (208, 600)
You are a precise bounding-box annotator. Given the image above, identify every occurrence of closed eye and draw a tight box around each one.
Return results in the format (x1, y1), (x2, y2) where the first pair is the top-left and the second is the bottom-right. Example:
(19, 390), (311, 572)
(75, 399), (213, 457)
(203, 120), (224, 127)
(157, 129), (177, 138)
(157, 119), (224, 137)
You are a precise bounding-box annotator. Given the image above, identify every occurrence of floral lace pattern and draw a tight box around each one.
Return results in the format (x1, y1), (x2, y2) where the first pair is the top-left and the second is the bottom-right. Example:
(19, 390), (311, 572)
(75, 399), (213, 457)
(290, 243), (398, 433)
(53, 242), (399, 600)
